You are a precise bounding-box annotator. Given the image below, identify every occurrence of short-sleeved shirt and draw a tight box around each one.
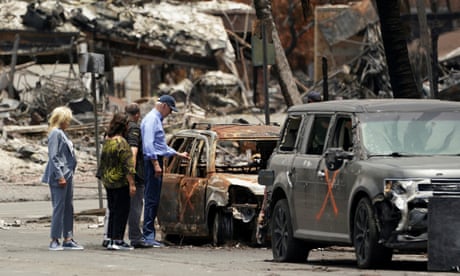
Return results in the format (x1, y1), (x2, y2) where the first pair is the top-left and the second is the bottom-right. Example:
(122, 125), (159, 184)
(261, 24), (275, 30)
(125, 120), (144, 183)
(99, 136), (135, 189)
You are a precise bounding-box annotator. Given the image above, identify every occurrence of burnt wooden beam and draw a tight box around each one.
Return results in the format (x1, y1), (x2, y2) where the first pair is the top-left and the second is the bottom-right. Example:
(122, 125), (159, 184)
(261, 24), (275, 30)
(0, 30), (78, 64)
(0, 30), (78, 49)
(88, 32), (218, 69)
(401, 11), (460, 38)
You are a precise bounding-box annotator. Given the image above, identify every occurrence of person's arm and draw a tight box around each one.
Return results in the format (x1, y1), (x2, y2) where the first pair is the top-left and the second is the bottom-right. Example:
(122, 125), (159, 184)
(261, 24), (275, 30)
(130, 147), (138, 170)
(153, 123), (176, 158)
(176, 151), (190, 160)
(141, 116), (158, 161)
(48, 129), (66, 186)
(120, 138), (136, 196)
(153, 125), (190, 160)
(152, 159), (162, 177)
(151, 151), (189, 177)
(127, 173), (136, 197)
(126, 123), (140, 170)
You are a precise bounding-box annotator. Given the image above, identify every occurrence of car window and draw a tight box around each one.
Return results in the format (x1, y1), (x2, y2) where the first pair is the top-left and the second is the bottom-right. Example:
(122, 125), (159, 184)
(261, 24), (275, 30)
(330, 116), (353, 151)
(256, 140), (278, 169)
(216, 140), (260, 173)
(360, 111), (460, 155)
(279, 115), (302, 152)
(191, 138), (207, 177)
(167, 136), (194, 174)
(306, 115), (332, 155)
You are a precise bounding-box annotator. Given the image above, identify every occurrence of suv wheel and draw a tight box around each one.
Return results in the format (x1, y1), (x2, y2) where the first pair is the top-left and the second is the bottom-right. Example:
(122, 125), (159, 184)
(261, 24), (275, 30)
(271, 199), (309, 262)
(353, 197), (393, 268)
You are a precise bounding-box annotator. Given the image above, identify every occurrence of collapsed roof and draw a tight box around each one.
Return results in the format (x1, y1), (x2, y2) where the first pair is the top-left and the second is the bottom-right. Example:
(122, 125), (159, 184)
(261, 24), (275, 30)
(0, 0), (245, 69)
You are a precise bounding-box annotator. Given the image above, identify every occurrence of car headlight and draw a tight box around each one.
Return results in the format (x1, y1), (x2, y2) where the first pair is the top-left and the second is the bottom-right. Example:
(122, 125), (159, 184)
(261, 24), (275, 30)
(384, 179), (430, 196)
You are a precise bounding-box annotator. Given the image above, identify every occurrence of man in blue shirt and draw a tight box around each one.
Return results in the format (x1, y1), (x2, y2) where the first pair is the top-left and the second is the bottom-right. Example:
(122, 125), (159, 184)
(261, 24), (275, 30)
(141, 95), (189, 247)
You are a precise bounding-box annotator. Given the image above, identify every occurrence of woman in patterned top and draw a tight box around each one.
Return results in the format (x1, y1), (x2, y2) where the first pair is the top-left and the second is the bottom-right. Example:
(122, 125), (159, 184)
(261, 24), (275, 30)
(98, 112), (136, 250)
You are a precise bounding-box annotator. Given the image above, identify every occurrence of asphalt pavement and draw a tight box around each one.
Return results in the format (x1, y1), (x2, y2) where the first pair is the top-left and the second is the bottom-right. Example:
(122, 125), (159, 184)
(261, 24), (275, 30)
(0, 199), (103, 222)
(0, 199), (283, 276)
(0, 199), (455, 276)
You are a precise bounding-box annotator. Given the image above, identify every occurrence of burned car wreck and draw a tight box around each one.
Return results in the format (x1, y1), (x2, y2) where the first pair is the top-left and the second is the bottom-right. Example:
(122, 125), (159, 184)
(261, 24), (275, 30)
(259, 99), (460, 268)
(157, 123), (280, 245)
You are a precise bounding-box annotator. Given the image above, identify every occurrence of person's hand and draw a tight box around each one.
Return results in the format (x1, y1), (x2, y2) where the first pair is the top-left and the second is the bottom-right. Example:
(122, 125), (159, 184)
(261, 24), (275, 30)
(58, 177), (66, 187)
(257, 210), (265, 224)
(129, 184), (136, 197)
(179, 152), (190, 160)
(154, 163), (162, 177)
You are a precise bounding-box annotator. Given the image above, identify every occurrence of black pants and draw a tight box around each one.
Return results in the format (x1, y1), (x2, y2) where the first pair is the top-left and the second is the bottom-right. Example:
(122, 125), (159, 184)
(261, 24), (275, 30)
(106, 186), (130, 240)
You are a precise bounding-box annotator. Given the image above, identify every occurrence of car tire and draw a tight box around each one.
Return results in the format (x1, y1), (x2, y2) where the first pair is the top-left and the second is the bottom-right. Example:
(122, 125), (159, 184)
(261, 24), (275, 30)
(353, 197), (393, 268)
(211, 210), (233, 246)
(271, 199), (309, 262)
(164, 234), (182, 245)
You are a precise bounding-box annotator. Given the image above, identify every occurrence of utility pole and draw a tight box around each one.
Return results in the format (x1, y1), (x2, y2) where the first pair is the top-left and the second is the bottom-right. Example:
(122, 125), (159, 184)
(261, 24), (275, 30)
(253, 0), (303, 110)
(79, 51), (105, 209)
(430, 0), (440, 99)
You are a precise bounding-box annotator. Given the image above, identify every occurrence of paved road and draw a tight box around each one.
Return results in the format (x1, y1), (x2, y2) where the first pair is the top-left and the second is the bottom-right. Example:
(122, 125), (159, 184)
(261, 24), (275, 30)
(0, 200), (455, 276)
(0, 199), (102, 221)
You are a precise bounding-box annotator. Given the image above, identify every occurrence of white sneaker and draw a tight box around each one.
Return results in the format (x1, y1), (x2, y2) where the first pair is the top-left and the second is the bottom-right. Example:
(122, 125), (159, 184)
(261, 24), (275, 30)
(107, 240), (120, 250)
(107, 240), (133, 250)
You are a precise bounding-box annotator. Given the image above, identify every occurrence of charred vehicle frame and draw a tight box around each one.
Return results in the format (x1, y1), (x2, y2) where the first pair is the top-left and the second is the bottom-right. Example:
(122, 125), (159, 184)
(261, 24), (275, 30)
(158, 123), (280, 245)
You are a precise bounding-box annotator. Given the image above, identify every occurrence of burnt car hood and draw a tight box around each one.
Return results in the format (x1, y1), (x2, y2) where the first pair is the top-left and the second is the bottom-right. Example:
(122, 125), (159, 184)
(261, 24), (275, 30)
(218, 173), (265, 195)
(364, 156), (460, 177)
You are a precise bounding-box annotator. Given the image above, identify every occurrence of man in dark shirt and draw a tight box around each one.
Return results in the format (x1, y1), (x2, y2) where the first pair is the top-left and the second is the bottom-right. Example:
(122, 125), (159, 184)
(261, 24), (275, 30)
(125, 103), (152, 248)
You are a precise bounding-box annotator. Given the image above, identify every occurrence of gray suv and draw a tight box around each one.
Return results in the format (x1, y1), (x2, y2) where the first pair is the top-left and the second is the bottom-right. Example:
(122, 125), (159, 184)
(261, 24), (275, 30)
(259, 99), (460, 268)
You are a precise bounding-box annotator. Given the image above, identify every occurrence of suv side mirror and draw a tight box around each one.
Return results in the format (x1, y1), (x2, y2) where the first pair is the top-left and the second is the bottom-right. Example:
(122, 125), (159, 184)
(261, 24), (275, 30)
(324, 148), (354, 171)
(258, 169), (274, 186)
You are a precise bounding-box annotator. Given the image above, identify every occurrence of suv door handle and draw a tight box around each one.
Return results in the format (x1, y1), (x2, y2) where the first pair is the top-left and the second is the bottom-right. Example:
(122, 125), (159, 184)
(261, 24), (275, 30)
(286, 168), (295, 187)
(317, 170), (325, 179)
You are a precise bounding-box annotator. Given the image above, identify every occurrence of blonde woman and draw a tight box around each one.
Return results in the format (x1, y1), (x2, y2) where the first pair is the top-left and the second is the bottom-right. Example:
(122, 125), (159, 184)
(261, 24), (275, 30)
(42, 106), (83, 251)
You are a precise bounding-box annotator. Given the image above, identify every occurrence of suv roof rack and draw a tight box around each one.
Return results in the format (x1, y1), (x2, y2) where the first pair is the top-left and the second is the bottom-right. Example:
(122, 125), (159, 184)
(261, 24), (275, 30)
(191, 122), (279, 130)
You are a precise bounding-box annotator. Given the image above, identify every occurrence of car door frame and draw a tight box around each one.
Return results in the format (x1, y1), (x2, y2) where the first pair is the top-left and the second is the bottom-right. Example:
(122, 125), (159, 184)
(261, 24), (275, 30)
(178, 135), (210, 233)
(273, 113), (306, 233)
(291, 113), (337, 239)
(159, 135), (194, 233)
(323, 113), (355, 238)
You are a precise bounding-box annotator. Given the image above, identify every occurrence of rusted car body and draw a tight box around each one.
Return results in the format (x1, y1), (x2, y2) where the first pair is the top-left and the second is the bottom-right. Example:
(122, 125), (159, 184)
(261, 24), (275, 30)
(157, 123), (280, 245)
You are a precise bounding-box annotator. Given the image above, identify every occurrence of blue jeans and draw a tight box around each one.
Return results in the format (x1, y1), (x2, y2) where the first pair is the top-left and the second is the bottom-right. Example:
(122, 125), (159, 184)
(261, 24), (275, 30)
(49, 177), (74, 240)
(142, 159), (162, 242)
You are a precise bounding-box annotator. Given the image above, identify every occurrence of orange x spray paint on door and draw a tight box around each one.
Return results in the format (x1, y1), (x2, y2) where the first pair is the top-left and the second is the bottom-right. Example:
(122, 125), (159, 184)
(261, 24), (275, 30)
(316, 169), (339, 220)
(180, 181), (198, 221)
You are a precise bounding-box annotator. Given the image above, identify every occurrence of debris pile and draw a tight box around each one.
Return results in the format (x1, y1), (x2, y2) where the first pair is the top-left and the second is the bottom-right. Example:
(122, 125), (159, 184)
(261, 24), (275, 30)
(19, 73), (88, 125)
(302, 20), (393, 101)
(190, 71), (248, 115)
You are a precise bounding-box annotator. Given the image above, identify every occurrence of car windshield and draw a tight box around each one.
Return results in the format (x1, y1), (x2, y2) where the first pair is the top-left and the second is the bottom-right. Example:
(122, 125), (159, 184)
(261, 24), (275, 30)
(215, 140), (277, 173)
(359, 111), (460, 156)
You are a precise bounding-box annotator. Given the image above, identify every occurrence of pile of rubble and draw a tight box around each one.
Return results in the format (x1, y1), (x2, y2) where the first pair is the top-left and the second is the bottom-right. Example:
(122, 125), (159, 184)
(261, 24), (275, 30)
(301, 23), (393, 101)
(0, 134), (98, 202)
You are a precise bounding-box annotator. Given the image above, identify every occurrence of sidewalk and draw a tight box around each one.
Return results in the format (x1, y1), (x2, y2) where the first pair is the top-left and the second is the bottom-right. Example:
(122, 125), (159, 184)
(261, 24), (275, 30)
(0, 199), (104, 221)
